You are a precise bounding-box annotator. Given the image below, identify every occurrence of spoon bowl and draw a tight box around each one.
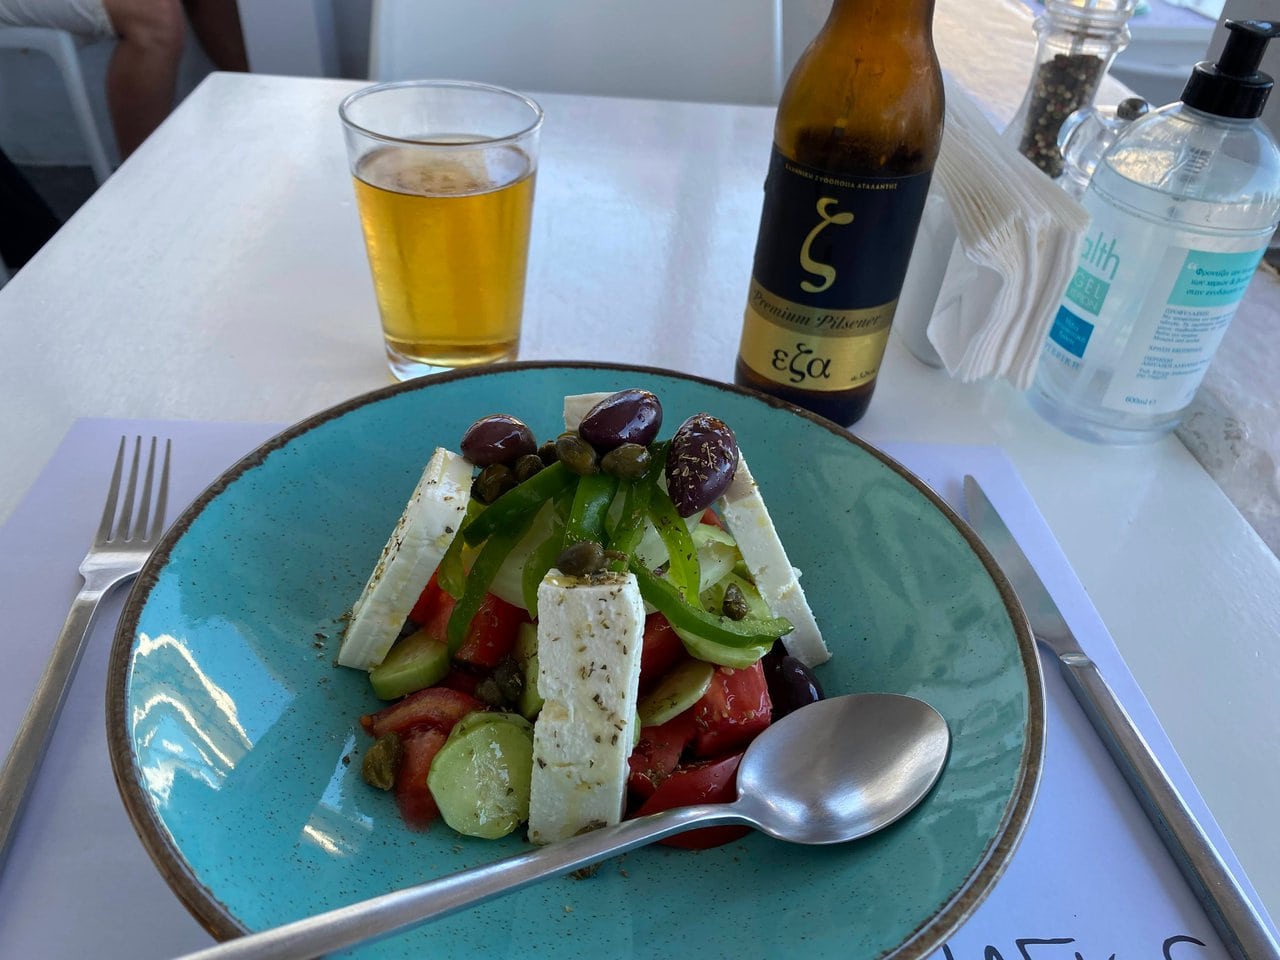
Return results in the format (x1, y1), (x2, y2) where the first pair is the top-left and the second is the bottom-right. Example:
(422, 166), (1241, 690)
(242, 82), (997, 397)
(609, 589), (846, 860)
(735, 693), (950, 845)
(180, 693), (949, 960)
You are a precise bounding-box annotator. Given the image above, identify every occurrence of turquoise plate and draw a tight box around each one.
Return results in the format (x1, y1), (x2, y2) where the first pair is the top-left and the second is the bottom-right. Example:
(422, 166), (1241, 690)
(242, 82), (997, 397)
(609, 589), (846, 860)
(108, 362), (1043, 960)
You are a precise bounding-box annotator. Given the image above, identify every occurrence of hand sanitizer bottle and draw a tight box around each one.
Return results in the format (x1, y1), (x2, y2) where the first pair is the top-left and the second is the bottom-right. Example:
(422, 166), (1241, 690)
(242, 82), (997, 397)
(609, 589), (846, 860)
(1029, 20), (1280, 444)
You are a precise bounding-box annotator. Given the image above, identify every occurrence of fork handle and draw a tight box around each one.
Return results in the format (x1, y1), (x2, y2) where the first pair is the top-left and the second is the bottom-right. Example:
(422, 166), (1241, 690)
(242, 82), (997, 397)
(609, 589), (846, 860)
(0, 581), (117, 873)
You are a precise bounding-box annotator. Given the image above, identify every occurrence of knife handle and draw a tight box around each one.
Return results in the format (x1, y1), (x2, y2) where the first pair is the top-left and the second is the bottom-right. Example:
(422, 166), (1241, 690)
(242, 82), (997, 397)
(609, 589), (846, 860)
(1057, 651), (1280, 960)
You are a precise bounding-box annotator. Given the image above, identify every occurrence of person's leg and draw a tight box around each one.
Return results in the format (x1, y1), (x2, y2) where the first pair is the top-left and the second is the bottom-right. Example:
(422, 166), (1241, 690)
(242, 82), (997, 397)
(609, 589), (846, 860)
(100, 0), (186, 158)
(182, 0), (246, 72)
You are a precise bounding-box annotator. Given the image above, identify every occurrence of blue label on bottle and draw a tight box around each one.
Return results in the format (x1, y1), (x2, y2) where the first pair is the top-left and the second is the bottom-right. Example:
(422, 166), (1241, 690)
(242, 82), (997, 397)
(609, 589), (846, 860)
(1166, 249), (1266, 308)
(1048, 305), (1094, 358)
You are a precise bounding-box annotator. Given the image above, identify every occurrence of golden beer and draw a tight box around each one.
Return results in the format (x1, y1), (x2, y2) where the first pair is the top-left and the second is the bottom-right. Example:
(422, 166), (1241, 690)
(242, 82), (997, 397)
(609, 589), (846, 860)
(353, 143), (536, 372)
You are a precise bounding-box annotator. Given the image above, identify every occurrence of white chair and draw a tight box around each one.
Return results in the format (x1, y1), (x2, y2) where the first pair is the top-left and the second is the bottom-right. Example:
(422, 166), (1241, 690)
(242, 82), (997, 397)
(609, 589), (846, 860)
(368, 0), (788, 106)
(0, 26), (113, 184)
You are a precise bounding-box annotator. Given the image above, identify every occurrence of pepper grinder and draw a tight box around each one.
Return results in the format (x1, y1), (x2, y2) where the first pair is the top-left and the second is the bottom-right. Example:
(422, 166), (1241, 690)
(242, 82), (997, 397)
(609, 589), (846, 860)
(1008, 0), (1139, 178)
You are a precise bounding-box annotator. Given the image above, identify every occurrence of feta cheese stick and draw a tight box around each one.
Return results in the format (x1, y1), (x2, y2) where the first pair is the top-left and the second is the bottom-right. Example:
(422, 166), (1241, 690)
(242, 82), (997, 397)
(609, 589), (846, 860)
(718, 455), (829, 667)
(528, 571), (645, 845)
(338, 448), (472, 670)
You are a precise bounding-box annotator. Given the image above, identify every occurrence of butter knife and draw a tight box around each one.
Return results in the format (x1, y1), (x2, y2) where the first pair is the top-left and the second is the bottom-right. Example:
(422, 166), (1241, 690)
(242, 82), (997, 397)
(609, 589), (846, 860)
(963, 475), (1279, 960)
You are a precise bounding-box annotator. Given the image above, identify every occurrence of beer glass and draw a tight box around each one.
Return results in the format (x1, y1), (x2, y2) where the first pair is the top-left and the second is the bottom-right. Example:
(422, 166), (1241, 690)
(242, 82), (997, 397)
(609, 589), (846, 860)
(340, 81), (543, 380)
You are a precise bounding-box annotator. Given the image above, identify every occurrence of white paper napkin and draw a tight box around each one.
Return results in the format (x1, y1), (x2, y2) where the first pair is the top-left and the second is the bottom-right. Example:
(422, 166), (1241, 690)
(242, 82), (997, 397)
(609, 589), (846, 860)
(896, 74), (1090, 390)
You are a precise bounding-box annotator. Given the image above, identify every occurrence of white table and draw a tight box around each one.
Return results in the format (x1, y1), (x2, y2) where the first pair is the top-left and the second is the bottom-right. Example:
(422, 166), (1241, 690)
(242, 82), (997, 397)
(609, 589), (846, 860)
(0, 72), (1278, 946)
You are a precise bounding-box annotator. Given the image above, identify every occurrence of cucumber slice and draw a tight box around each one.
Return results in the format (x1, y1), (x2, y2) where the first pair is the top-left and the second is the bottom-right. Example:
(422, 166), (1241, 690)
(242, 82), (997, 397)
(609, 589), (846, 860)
(427, 711), (535, 840)
(678, 573), (776, 668)
(514, 622), (544, 720)
(638, 659), (715, 727)
(692, 524), (740, 594)
(368, 628), (451, 700)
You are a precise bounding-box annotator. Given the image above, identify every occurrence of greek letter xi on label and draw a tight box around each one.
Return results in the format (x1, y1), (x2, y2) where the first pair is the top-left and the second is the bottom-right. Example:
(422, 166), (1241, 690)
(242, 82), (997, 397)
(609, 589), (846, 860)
(799, 197), (853, 294)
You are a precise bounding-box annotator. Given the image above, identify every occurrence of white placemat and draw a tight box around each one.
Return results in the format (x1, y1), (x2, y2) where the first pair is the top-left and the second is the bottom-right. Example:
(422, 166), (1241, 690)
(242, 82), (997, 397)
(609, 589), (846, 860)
(0, 418), (1270, 959)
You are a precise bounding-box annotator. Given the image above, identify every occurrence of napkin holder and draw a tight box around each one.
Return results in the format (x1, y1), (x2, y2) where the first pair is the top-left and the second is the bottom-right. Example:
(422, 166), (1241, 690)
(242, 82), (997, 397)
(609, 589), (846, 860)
(895, 74), (1090, 390)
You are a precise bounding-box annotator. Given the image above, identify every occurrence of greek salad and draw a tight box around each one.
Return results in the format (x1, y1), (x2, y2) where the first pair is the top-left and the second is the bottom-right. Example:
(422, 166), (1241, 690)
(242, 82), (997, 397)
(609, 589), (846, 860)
(337, 388), (829, 849)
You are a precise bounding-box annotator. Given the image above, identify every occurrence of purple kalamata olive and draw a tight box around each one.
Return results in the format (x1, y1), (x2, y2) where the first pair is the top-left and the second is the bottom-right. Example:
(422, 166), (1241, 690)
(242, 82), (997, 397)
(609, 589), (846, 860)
(664, 413), (738, 517)
(460, 414), (537, 467)
(763, 654), (825, 721)
(578, 389), (663, 451)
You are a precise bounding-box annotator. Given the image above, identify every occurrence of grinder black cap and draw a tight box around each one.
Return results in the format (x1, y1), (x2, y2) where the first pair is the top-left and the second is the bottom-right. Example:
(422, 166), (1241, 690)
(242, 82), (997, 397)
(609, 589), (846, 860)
(1180, 19), (1279, 119)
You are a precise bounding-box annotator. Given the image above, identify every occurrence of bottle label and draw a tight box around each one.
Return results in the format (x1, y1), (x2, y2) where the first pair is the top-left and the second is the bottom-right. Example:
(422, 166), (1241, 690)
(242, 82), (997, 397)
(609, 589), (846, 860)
(739, 149), (933, 393)
(1099, 246), (1266, 413)
(1042, 224), (1266, 416)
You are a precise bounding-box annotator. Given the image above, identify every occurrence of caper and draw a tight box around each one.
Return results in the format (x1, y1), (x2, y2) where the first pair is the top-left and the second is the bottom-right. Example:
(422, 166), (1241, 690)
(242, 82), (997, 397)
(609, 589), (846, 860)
(474, 676), (505, 708)
(601, 442), (651, 480)
(514, 453), (544, 483)
(472, 463), (516, 504)
(460, 414), (537, 466)
(537, 440), (559, 465)
(721, 582), (750, 621)
(556, 539), (606, 577)
(494, 656), (525, 703)
(555, 433), (600, 476)
(361, 732), (404, 791)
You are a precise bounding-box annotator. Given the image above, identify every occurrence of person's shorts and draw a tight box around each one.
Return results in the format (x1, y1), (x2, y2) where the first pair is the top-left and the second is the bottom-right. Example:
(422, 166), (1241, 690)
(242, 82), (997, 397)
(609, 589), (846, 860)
(0, 0), (114, 40)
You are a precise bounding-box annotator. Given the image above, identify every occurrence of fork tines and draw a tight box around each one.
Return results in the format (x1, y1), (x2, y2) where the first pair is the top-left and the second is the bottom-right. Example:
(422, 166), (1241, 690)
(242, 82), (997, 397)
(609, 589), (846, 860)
(99, 436), (172, 546)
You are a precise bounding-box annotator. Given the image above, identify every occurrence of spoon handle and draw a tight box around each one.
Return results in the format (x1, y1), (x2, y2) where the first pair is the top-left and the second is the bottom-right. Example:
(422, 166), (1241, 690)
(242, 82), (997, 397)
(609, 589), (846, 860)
(176, 803), (744, 960)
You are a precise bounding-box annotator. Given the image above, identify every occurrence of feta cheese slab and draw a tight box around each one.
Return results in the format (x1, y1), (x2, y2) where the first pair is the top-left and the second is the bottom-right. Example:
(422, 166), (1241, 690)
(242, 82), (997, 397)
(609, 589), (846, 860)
(719, 454), (829, 667)
(562, 391), (614, 431)
(337, 448), (472, 670)
(528, 571), (645, 844)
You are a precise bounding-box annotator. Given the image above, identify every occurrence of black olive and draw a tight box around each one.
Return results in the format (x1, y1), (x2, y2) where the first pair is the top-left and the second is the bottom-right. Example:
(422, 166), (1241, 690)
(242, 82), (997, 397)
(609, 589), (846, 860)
(460, 414), (537, 466)
(556, 540), (606, 577)
(555, 433), (600, 476)
(664, 413), (738, 517)
(763, 654), (825, 721)
(600, 442), (651, 480)
(472, 463), (516, 504)
(578, 389), (663, 451)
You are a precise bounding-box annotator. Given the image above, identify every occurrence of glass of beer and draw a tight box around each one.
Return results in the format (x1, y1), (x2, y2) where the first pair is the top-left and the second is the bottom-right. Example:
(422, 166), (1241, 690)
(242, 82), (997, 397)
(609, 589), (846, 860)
(339, 80), (543, 380)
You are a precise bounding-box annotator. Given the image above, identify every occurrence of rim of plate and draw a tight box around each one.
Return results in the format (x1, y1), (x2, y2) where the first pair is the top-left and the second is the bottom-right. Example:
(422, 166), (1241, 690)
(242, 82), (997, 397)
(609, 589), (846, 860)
(105, 360), (1045, 958)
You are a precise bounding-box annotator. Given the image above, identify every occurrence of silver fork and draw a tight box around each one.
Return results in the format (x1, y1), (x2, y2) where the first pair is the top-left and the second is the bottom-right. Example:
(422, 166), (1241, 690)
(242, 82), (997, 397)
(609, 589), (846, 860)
(0, 435), (171, 873)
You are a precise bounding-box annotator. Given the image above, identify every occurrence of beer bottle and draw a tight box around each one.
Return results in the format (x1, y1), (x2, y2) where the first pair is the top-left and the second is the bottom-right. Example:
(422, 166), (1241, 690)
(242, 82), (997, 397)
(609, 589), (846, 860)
(734, 0), (944, 425)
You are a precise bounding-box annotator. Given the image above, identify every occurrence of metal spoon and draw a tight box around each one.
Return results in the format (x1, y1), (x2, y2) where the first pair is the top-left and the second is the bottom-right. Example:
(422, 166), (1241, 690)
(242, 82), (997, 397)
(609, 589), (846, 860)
(179, 693), (949, 960)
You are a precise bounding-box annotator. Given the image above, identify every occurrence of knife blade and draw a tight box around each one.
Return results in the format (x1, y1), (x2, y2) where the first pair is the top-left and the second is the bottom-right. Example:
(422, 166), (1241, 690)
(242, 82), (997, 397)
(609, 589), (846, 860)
(963, 475), (1279, 960)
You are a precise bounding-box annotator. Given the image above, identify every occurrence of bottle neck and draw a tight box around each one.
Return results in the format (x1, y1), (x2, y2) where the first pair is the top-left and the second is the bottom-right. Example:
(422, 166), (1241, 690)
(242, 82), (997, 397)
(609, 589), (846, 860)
(823, 0), (936, 36)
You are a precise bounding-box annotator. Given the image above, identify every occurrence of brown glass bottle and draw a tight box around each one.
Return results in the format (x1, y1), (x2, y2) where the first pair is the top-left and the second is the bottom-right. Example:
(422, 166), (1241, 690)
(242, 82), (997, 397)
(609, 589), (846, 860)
(734, 0), (944, 426)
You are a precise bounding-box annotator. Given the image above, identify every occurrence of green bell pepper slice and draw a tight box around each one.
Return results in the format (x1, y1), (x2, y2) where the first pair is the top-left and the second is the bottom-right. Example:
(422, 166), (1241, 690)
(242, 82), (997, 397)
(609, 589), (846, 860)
(437, 499), (483, 600)
(463, 461), (575, 547)
(564, 472), (619, 545)
(628, 557), (793, 649)
(447, 511), (537, 653)
(646, 476), (700, 598)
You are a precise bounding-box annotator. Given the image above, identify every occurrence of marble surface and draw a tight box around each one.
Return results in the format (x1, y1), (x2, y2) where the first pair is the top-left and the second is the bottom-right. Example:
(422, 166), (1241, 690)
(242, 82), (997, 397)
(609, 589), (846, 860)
(1180, 263), (1280, 556)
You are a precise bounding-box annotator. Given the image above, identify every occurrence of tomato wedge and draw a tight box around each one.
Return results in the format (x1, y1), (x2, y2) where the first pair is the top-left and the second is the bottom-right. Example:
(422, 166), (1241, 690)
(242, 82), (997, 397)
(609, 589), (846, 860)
(691, 661), (772, 758)
(410, 571), (525, 671)
(632, 753), (748, 849)
(639, 613), (685, 693)
(395, 727), (447, 830)
(627, 709), (697, 803)
(360, 687), (484, 739)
